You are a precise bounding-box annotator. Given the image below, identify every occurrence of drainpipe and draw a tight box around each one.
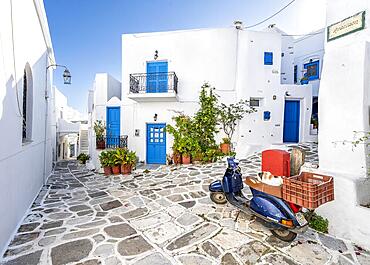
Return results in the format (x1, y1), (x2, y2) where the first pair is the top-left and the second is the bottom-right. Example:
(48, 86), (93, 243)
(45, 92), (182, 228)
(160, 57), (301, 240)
(233, 21), (242, 97)
(42, 61), (50, 186)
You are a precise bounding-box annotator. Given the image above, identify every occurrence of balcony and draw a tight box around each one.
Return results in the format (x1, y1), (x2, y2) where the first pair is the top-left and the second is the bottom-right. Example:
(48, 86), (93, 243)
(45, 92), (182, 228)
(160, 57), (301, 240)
(128, 72), (178, 102)
(96, 135), (128, 149)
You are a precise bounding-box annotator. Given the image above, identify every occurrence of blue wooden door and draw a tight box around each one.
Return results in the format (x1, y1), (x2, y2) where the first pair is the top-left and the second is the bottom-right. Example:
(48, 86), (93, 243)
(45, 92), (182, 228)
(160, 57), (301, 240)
(146, 61), (168, 93)
(283, 101), (300, 143)
(106, 107), (120, 146)
(147, 123), (166, 164)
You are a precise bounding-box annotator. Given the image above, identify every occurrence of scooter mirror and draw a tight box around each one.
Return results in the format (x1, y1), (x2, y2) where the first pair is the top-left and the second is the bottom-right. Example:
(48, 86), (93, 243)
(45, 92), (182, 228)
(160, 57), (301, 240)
(234, 159), (239, 165)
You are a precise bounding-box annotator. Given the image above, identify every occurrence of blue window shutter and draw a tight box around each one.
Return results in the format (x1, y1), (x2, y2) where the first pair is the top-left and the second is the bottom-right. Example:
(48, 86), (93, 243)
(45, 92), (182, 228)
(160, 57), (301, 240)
(303, 60), (319, 80)
(264, 52), (273, 65)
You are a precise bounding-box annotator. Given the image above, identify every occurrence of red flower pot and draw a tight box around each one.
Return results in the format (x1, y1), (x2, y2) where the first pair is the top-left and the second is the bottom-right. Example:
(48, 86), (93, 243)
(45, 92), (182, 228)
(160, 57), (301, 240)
(112, 165), (120, 175)
(173, 153), (181, 165)
(220, 143), (230, 154)
(121, 164), (132, 175)
(182, 154), (191, 164)
(103, 166), (112, 176)
(96, 140), (105, 149)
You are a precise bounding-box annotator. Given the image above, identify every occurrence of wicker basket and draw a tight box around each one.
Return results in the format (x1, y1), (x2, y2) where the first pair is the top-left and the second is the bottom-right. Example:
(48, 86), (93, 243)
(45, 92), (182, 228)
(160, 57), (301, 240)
(282, 172), (334, 209)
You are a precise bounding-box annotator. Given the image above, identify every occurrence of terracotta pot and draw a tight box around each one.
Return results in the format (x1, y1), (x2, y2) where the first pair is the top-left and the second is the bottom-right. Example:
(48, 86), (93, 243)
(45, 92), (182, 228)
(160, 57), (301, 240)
(96, 139), (105, 149)
(103, 166), (112, 176)
(220, 143), (230, 154)
(112, 165), (120, 175)
(182, 154), (191, 164)
(173, 153), (181, 165)
(121, 164), (132, 175)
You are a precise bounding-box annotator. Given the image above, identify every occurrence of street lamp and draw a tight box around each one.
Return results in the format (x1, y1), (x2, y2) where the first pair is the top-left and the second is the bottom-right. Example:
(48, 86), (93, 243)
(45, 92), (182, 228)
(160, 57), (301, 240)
(43, 64), (72, 185)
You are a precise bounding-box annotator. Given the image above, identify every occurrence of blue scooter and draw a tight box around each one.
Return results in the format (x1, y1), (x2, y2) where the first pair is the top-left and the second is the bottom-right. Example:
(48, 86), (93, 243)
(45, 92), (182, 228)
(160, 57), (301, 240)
(209, 157), (310, 242)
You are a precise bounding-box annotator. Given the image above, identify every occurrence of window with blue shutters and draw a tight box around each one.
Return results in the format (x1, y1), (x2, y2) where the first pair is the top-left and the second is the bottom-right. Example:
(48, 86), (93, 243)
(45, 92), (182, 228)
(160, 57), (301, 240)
(304, 60), (319, 80)
(264, 52), (273, 65)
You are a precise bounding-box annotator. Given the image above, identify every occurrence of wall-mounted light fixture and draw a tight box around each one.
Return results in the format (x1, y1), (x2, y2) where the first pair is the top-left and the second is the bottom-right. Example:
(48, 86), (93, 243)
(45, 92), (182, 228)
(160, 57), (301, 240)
(154, 50), (158, 60)
(154, 113), (158, 121)
(273, 95), (277, 100)
(285, 91), (291, 97)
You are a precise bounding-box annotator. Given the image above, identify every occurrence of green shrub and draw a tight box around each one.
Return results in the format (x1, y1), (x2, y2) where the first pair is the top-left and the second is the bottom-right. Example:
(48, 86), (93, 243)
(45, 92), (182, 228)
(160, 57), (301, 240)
(304, 212), (329, 233)
(77, 153), (90, 164)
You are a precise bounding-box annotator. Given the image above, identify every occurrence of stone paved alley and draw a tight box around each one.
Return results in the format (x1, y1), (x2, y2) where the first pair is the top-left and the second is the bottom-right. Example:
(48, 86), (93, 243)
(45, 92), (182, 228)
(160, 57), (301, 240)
(1, 144), (370, 265)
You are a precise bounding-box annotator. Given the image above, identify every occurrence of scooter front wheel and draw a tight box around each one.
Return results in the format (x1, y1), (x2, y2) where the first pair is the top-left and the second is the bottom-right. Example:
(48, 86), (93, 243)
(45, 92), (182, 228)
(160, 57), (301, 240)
(210, 192), (227, 204)
(271, 229), (297, 242)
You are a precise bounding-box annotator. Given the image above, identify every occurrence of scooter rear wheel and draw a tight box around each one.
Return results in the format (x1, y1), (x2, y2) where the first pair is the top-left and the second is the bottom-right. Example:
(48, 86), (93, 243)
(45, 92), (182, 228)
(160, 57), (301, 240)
(210, 192), (227, 204)
(271, 229), (297, 242)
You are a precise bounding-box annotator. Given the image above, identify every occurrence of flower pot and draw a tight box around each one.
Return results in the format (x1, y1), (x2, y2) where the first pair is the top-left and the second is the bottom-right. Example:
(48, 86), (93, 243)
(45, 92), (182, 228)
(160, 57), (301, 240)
(121, 164), (132, 175)
(112, 165), (120, 175)
(103, 166), (112, 176)
(182, 154), (191, 164)
(220, 143), (230, 154)
(96, 139), (105, 149)
(173, 153), (181, 165)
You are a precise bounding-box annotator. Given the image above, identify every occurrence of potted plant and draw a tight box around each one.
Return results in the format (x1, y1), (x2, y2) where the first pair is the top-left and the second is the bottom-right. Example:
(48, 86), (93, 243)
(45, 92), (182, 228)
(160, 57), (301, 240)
(121, 150), (137, 174)
(99, 151), (112, 176)
(94, 120), (106, 149)
(110, 150), (121, 175)
(77, 153), (90, 164)
(173, 151), (182, 165)
(220, 137), (231, 154)
(218, 100), (256, 154)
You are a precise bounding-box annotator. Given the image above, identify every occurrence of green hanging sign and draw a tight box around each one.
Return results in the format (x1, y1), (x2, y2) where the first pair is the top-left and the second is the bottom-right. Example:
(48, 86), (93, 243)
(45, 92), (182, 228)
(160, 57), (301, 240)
(327, 11), (366, 41)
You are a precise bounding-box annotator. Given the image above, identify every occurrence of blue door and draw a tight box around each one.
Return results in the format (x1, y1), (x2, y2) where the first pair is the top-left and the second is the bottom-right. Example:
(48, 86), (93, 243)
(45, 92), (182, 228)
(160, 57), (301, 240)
(283, 101), (300, 143)
(147, 123), (166, 164)
(146, 61), (168, 93)
(106, 107), (120, 147)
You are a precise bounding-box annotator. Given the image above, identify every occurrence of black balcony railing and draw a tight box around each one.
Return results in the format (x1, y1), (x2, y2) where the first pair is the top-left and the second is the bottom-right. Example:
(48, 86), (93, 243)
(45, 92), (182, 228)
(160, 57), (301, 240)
(96, 135), (128, 149)
(130, 72), (178, 94)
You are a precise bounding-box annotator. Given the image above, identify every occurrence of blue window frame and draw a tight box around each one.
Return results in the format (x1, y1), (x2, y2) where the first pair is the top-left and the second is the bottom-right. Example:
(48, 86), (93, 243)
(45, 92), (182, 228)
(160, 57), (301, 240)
(264, 52), (273, 65)
(304, 60), (319, 80)
(294, 65), (297, 83)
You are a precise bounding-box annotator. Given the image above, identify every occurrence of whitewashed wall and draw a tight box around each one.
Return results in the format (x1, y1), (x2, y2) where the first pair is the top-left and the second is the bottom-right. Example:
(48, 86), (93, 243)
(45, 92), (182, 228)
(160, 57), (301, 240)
(0, 0), (55, 255)
(293, 30), (325, 96)
(120, 27), (313, 162)
(317, 0), (370, 249)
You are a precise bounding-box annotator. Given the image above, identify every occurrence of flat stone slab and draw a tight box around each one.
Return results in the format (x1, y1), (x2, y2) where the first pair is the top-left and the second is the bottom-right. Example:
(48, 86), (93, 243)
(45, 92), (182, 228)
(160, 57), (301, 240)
(100, 200), (122, 211)
(289, 241), (331, 265)
(9, 232), (40, 247)
(144, 222), (183, 245)
(51, 239), (93, 265)
(237, 240), (270, 264)
(132, 253), (172, 265)
(121, 207), (149, 220)
(131, 212), (171, 230)
(213, 229), (253, 250)
(18, 222), (39, 233)
(166, 223), (219, 251)
(117, 235), (153, 256)
(221, 253), (240, 265)
(177, 254), (213, 265)
(201, 241), (221, 258)
(3, 250), (42, 265)
(176, 212), (202, 227)
(103, 223), (137, 238)
(40, 220), (63, 230)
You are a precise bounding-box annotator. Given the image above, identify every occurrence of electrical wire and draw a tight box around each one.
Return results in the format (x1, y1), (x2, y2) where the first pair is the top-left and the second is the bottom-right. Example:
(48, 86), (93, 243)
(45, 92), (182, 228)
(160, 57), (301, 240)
(244, 0), (296, 29)
(282, 30), (325, 37)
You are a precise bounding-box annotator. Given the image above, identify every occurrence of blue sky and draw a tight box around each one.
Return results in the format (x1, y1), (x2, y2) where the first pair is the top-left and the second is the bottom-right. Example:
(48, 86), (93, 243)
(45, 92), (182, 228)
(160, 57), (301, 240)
(44, 0), (325, 113)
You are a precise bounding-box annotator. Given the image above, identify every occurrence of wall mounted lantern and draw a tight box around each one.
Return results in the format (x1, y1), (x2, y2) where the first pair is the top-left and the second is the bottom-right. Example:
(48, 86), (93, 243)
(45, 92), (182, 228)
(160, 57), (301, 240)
(154, 50), (158, 60)
(154, 113), (158, 121)
(63, 68), (72, 84)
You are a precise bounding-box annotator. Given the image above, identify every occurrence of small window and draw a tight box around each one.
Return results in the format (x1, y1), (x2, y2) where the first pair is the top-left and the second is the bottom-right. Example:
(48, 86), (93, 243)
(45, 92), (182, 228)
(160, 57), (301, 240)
(249, 98), (261, 107)
(294, 65), (298, 83)
(304, 60), (319, 80)
(264, 52), (273, 65)
(22, 64), (33, 142)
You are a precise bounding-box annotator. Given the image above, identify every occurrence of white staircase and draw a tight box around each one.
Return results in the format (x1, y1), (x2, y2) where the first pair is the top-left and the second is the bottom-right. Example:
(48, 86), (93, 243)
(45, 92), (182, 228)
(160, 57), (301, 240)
(79, 129), (89, 154)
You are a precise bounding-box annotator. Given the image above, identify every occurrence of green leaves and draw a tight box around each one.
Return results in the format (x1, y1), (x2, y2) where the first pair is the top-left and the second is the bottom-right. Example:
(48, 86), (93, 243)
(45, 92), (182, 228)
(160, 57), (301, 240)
(218, 100), (256, 141)
(94, 120), (106, 139)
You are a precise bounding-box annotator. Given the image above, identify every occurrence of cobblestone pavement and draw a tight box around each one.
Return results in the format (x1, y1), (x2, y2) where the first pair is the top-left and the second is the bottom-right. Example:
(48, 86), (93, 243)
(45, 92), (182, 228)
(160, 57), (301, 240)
(2, 143), (370, 265)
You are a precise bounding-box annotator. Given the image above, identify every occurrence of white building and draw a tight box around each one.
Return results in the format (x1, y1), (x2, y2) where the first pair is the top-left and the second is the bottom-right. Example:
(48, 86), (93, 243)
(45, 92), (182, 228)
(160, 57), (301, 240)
(53, 87), (86, 160)
(88, 24), (315, 168)
(316, 0), (370, 249)
(0, 0), (56, 255)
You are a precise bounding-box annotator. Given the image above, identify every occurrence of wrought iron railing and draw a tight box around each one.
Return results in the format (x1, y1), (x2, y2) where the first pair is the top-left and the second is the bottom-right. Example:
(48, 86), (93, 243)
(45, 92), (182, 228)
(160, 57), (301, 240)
(129, 72), (178, 94)
(96, 135), (128, 149)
